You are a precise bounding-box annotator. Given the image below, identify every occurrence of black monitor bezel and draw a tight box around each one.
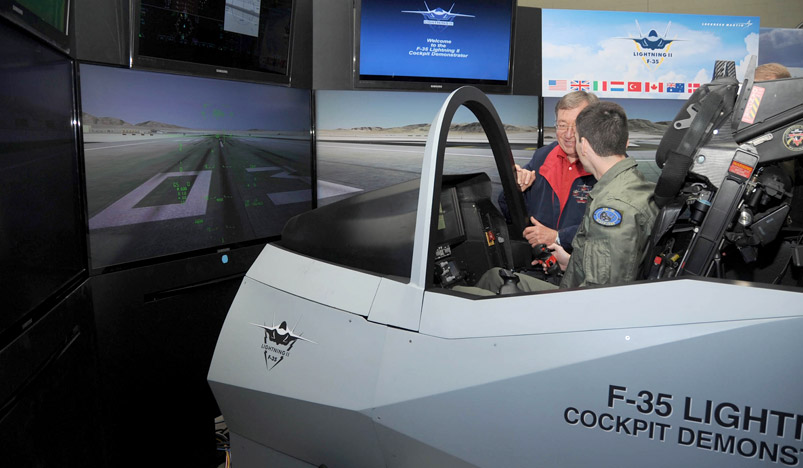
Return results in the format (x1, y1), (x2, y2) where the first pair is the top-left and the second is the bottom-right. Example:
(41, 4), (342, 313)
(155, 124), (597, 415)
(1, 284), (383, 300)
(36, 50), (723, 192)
(353, 0), (516, 94)
(0, 0), (71, 54)
(129, 0), (295, 86)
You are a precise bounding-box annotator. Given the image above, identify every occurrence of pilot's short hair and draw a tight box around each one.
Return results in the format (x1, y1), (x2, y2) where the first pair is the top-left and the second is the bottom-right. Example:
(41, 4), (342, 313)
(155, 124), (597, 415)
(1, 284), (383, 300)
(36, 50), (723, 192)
(755, 63), (791, 81)
(555, 90), (599, 116)
(575, 102), (628, 157)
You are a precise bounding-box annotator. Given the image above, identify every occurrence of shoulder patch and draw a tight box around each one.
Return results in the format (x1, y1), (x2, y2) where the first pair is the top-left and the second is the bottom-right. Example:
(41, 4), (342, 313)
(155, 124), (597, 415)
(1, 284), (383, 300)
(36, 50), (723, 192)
(593, 207), (622, 226)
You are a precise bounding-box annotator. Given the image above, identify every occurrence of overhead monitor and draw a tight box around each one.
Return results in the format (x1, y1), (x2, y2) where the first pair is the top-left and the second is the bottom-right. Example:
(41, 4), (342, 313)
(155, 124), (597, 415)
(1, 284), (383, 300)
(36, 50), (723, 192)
(80, 63), (313, 270)
(355, 0), (515, 93)
(132, 0), (294, 84)
(0, 0), (70, 52)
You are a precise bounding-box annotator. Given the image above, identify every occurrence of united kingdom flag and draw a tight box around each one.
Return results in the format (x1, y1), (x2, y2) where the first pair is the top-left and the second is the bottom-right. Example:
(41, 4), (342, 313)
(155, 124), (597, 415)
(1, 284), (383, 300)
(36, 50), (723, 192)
(570, 80), (590, 91)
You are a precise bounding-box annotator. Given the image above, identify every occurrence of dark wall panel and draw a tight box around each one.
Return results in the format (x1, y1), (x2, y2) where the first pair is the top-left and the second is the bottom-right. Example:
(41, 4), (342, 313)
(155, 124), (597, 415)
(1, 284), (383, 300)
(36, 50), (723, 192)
(73, 0), (128, 65)
(511, 6), (541, 96)
(312, 0), (354, 90)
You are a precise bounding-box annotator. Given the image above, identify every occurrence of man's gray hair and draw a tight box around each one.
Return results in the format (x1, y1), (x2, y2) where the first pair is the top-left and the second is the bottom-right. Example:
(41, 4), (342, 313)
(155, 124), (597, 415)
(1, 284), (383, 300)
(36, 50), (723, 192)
(555, 90), (600, 116)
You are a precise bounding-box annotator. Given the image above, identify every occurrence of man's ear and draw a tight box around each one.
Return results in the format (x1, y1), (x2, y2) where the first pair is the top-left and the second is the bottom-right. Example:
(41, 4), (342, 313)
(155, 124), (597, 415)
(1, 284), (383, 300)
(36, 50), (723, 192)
(580, 136), (590, 155)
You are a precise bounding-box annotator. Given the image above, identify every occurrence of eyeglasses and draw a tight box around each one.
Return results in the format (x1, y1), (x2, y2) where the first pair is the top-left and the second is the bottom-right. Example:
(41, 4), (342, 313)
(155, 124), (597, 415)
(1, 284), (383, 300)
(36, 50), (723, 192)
(556, 123), (576, 133)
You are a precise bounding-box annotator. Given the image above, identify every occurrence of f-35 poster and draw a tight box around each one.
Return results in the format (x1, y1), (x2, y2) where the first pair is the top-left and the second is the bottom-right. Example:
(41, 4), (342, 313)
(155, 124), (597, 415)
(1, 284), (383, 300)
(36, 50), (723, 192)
(542, 10), (760, 99)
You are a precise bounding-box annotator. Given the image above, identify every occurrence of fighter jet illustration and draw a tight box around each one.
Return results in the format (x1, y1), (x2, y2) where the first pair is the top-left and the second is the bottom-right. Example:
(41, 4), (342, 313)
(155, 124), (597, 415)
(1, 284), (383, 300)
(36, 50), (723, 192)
(250, 319), (316, 346)
(623, 20), (684, 50)
(402, 2), (474, 21)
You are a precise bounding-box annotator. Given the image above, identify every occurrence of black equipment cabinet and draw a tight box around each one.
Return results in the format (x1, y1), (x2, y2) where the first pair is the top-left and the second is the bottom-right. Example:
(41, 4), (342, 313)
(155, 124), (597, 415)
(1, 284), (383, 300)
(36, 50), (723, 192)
(0, 281), (102, 468)
(90, 244), (264, 467)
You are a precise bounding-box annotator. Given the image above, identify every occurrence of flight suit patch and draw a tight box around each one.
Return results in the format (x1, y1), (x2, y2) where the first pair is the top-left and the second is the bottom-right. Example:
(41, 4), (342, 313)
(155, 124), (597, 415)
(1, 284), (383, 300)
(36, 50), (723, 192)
(593, 207), (622, 226)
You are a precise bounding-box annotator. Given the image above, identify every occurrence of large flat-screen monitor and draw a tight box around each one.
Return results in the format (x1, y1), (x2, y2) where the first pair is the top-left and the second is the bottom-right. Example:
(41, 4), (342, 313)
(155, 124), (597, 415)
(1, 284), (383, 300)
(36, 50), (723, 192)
(79, 63), (313, 271)
(0, 18), (85, 336)
(0, 0), (70, 52)
(355, 0), (515, 93)
(132, 0), (294, 84)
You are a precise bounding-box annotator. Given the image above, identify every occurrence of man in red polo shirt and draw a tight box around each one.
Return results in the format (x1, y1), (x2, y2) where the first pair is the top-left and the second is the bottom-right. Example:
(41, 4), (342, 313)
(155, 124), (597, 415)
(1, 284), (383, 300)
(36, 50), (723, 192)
(499, 90), (599, 252)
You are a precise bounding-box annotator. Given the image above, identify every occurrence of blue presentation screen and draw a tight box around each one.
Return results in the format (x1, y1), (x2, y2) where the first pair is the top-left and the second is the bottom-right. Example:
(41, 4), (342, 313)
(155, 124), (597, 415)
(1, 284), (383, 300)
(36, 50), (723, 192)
(358, 0), (514, 84)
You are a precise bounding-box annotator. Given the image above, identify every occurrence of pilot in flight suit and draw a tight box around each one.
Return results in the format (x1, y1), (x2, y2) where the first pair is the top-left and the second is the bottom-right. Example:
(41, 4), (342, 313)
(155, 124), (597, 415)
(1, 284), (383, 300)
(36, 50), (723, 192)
(464, 101), (658, 294)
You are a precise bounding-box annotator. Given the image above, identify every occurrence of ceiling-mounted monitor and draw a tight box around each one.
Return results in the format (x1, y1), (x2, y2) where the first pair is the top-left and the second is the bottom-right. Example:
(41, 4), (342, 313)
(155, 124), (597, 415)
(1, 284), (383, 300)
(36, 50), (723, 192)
(132, 0), (294, 85)
(0, 0), (71, 53)
(355, 0), (516, 93)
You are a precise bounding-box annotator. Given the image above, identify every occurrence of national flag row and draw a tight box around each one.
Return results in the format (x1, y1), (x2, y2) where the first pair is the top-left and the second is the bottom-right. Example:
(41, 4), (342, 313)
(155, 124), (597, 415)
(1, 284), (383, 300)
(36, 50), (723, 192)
(548, 79), (701, 94)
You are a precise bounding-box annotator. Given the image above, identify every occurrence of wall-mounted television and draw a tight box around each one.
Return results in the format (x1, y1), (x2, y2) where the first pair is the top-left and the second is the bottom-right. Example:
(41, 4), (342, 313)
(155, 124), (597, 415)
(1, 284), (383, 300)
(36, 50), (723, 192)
(132, 0), (294, 85)
(0, 0), (70, 53)
(355, 0), (516, 93)
(1, 18), (85, 336)
(79, 63), (313, 271)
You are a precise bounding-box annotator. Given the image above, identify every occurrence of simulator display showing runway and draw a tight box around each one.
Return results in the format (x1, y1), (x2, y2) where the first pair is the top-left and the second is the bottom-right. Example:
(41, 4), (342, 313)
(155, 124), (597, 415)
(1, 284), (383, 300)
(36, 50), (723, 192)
(85, 133), (312, 268)
(316, 136), (661, 207)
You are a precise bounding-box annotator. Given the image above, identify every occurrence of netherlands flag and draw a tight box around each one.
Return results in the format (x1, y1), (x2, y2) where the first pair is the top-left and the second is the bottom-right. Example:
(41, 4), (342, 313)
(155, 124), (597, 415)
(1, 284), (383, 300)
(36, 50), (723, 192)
(609, 81), (625, 92)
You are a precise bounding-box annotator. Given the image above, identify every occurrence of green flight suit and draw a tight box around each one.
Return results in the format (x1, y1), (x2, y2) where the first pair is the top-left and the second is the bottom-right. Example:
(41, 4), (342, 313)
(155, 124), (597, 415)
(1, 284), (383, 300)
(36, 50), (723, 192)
(457, 158), (657, 295)
(559, 157), (658, 288)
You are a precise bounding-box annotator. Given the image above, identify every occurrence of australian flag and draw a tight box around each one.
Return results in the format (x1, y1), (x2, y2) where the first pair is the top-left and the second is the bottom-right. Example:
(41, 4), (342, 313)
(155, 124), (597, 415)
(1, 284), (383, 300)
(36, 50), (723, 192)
(666, 82), (685, 93)
(570, 80), (590, 91)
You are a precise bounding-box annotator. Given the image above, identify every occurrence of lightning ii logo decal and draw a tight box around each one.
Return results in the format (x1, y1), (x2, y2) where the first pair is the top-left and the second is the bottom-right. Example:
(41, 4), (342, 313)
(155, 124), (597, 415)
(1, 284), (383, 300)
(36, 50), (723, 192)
(251, 313), (316, 371)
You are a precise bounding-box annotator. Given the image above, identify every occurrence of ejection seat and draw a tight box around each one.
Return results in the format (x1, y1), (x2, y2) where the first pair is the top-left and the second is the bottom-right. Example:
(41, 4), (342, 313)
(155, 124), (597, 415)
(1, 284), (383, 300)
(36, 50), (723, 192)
(641, 59), (803, 284)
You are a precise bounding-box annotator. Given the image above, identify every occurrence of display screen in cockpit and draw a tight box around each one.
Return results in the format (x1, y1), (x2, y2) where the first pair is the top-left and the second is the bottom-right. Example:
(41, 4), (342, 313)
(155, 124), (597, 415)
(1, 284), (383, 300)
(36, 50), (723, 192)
(434, 187), (465, 245)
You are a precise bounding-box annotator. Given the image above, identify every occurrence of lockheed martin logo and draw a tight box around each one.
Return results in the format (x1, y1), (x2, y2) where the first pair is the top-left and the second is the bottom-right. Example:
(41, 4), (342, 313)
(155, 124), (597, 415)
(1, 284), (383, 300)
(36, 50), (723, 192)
(251, 315), (316, 371)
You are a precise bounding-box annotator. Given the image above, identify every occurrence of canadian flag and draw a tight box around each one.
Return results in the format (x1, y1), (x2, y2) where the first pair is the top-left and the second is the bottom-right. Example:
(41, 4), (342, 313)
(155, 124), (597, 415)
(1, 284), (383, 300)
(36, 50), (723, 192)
(644, 82), (664, 93)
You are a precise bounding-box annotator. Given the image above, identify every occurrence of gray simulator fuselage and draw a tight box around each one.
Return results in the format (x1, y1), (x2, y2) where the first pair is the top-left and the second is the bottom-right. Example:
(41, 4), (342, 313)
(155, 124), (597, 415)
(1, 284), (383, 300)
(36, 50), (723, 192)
(208, 87), (803, 468)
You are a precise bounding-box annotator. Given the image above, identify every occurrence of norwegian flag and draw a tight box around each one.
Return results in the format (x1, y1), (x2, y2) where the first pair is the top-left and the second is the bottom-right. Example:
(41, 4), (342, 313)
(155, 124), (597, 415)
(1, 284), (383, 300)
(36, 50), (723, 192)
(570, 80), (590, 91)
(688, 83), (701, 93)
(644, 82), (663, 93)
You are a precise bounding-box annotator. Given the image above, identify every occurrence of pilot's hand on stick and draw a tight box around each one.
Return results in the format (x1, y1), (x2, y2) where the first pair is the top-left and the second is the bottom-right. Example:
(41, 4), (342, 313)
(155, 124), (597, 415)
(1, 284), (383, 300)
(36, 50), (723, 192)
(547, 243), (570, 271)
(523, 217), (558, 247)
(515, 164), (536, 192)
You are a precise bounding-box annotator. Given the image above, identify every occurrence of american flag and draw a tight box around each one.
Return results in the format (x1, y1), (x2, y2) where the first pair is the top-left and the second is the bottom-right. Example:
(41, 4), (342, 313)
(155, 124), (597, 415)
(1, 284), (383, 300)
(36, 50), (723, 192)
(570, 80), (590, 91)
(548, 79), (567, 91)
